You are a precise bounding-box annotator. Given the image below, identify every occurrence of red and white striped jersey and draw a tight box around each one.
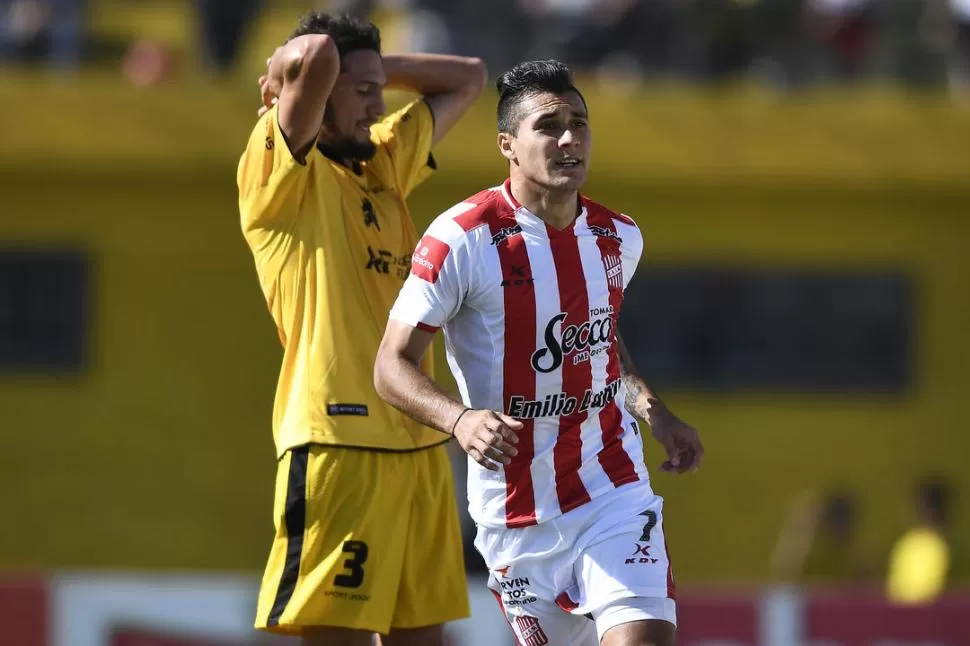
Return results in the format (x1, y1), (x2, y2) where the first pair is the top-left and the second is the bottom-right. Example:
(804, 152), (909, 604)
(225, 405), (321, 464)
(390, 179), (650, 528)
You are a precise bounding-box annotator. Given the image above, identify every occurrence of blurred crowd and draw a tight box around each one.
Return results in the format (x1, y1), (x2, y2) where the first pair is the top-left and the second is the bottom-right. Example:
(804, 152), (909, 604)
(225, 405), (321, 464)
(2, 0), (970, 92)
(770, 474), (955, 602)
(381, 0), (970, 92)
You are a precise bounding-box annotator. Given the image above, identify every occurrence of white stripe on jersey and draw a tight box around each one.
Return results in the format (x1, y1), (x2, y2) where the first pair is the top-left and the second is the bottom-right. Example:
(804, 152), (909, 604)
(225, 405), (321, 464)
(521, 217), (564, 524)
(390, 181), (650, 528)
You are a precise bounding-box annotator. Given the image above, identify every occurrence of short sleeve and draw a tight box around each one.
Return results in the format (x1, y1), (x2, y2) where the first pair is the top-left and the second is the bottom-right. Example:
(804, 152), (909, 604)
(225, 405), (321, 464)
(237, 105), (311, 229)
(615, 216), (643, 291)
(389, 219), (469, 332)
(368, 99), (436, 197)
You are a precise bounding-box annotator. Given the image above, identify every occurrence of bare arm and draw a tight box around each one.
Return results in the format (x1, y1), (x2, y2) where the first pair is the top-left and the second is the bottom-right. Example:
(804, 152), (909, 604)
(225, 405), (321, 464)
(260, 35), (339, 162)
(617, 334), (704, 473)
(382, 54), (487, 146)
(375, 319), (521, 470)
(617, 334), (675, 427)
(374, 320), (466, 434)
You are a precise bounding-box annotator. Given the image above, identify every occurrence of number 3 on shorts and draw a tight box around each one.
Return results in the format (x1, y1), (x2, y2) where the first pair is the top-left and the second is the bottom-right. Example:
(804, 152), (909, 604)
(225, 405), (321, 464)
(335, 540), (368, 588)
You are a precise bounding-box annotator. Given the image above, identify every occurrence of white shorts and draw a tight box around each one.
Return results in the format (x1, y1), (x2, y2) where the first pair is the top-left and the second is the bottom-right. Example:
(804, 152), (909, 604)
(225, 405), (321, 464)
(475, 483), (677, 645)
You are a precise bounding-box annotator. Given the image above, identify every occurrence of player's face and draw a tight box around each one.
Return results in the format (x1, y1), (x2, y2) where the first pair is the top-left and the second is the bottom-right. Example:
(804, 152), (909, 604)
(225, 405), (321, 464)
(500, 90), (591, 193)
(321, 49), (387, 161)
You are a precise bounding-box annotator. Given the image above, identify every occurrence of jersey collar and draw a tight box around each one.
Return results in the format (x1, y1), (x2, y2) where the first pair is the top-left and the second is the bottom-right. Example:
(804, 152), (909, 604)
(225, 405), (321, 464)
(501, 178), (587, 238)
(316, 141), (364, 176)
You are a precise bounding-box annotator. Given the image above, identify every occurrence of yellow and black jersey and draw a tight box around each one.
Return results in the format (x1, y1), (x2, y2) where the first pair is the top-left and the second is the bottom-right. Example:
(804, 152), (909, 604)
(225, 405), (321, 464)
(237, 99), (444, 455)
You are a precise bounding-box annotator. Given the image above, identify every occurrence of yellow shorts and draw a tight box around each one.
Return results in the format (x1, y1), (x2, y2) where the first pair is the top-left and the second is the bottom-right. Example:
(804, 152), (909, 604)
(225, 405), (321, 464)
(255, 442), (470, 635)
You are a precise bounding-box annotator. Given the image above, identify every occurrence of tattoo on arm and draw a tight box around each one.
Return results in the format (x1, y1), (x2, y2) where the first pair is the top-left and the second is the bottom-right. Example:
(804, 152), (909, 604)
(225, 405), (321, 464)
(617, 334), (654, 420)
(623, 375), (653, 421)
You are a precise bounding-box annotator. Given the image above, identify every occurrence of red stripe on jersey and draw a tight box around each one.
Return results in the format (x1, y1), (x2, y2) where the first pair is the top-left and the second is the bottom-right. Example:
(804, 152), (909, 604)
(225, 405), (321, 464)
(665, 541), (677, 600)
(583, 195), (636, 227)
(596, 402), (638, 488)
(549, 229), (592, 515)
(555, 591), (579, 613)
(615, 212), (636, 226)
(453, 190), (501, 232)
(492, 209), (538, 528)
(415, 321), (439, 333)
(411, 235), (450, 283)
(587, 208), (639, 488)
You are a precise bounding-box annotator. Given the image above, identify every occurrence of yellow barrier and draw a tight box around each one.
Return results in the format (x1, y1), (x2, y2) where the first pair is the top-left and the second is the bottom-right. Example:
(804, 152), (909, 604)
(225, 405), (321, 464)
(1, 79), (968, 585)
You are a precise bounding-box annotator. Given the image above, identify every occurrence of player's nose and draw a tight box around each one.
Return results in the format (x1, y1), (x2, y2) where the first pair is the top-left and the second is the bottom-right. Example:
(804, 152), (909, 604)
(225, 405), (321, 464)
(370, 96), (386, 119)
(559, 128), (581, 148)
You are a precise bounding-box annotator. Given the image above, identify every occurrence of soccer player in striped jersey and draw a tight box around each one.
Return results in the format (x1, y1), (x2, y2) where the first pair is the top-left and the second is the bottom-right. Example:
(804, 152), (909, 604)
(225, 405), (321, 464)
(375, 60), (704, 646)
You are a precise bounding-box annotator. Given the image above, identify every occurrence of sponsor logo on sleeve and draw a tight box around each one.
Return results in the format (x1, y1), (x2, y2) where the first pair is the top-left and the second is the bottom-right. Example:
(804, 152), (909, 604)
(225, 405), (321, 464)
(411, 235), (450, 283)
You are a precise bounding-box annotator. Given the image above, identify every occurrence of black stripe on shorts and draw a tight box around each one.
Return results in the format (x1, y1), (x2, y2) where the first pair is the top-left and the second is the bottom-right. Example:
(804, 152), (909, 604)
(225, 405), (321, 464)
(267, 445), (309, 627)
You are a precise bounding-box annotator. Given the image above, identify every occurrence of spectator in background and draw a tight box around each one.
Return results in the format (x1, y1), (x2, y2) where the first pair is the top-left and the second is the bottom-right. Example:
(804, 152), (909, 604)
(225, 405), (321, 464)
(518, 0), (682, 81)
(690, 0), (758, 83)
(946, 0), (970, 92)
(325, 0), (532, 83)
(771, 488), (875, 585)
(886, 475), (953, 604)
(805, 0), (875, 81)
(750, 0), (814, 90)
(0, 0), (84, 69)
(408, 0), (532, 73)
(331, 0), (377, 13)
(873, 0), (949, 89)
(195, 0), (261, 73)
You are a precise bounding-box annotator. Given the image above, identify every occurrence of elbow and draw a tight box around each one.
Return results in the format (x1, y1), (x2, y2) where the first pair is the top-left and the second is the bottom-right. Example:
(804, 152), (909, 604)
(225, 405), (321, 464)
(465, 57), (488, 97)
(302, 34), (338, 77)
(373, 348), (393, 405)
(286, 34), (338, 82)
(304, 34), (337, 61)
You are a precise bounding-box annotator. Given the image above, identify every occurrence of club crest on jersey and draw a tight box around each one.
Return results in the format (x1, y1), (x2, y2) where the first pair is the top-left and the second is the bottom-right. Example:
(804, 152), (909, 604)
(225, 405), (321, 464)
(411, 235), (450, 283)
(491, 224), (523, 246)
(514, 615), (549, 646)
(602, 252), (623, 290)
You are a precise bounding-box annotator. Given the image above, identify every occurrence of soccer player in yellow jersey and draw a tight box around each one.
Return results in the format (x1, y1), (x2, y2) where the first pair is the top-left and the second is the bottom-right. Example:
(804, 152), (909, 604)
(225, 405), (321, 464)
(887, 476), (952, 604)
(236, 12), (486, 646)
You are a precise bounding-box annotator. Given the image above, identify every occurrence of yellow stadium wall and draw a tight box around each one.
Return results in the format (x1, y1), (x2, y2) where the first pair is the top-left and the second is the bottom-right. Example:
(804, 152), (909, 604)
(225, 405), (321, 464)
(1, 83), (968, 585)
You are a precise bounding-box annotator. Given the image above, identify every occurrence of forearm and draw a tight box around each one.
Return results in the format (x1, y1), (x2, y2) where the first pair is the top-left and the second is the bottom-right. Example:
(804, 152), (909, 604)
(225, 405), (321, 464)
(374, 353), (468, 436)
(382, 53), (486, 97)
(617, 337), (681, 430)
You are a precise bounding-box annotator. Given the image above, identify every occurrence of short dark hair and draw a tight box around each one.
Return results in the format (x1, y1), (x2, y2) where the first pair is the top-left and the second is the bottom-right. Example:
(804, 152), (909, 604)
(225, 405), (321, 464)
(496, 60), (587, 134)
(288, 12), (381, 59)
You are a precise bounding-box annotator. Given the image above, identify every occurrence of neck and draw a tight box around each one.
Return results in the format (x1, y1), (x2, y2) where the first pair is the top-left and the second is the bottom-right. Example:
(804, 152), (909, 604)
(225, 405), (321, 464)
(509, 175), (579, 230)
(317, 127), (350, 166)
(317, 137), (358, 172)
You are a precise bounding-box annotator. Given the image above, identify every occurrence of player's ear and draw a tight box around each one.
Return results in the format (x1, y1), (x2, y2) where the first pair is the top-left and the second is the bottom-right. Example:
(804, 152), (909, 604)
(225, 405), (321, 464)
(497, 131), (515, 163)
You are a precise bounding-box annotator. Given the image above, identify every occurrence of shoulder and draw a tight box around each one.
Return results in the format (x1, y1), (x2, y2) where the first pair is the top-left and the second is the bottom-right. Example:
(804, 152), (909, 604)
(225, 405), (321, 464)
(583, 196), (638, 229)
(582, 196), (642, 247)
(370, 99), (433, 150)
(425, 186), (506, 244)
